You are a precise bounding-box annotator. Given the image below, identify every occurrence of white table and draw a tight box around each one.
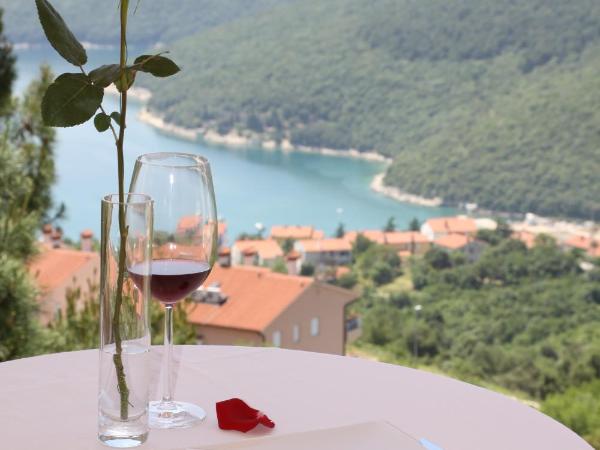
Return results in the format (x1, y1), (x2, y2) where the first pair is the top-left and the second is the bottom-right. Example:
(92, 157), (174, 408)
(0, 346), (591, 449)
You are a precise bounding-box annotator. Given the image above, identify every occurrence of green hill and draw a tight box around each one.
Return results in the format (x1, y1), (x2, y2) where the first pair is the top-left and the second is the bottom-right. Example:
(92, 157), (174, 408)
(140, 0), (600, 220)
(2, 0), (293, 45)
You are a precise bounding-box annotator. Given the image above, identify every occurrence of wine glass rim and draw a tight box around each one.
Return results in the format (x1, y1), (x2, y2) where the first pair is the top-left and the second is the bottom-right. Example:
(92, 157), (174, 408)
(136, 152), (210, 168)
(102, 193), (153, 205)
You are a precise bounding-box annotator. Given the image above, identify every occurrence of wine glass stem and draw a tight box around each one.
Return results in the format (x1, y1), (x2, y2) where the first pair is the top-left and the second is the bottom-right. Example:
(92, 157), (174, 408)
(162, 305), (174, 403)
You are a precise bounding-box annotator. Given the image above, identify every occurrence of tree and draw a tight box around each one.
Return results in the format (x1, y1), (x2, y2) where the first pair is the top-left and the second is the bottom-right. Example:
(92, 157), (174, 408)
(383, 216), (396, 232)
(150, 299), (197, 345)
(543, 380), (600, 447)
(409, 217), (421, 232)
(0, 255), (39, 361)
(42, 286), (198, 354)
(337, 271), (357, 289)
(0, 137), (39, 259)
(281, 238), (295, 254)
(271, 257), (288, 274)
(300, 263), (315, 276)
(352, 234), (374, 255)
(335, 222), (345, 238)
(424, 248), (452, 270)
(372, 261), (395, 286)
(356, 244), (402, 285)
(0, 9), (15, 113)
(0, 18), (59, 362)
(246, 113), (263, 133)
(10, 65), (57, 221)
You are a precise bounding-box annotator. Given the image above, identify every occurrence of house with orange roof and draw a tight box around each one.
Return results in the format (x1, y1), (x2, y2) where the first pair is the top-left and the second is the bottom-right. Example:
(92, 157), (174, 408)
(512, 230), (537, 249)
(231, 239), (284, 267)
(421, 216), (477, 241)
(270, 225), (324, 241)
(28, 246), (100, 324)
(188, 265), (358, 355)
(176, 216), (228, 247)
(564, 235), (600, 257)
(343, 230), (386, 245)
(433, 234), (487, 262)
(384, 231), (430, 255)
(294, 238), (353, 268)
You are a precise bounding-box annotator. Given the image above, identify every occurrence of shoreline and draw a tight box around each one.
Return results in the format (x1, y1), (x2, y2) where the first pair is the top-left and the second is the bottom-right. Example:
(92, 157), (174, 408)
(137, 107), (393, 164)
(136, 108), (448, 207)
(370, 173), (443, 207)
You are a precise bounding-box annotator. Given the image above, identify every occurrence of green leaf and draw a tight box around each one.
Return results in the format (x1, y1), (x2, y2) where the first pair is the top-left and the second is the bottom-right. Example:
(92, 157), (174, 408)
(35, 0), (87, 66)
(110, 111), (121, 123)
(114, 69), (136, 93)
(94, 113), (111, 132)
(41, 73), (103, 127)
(134, 55), (180, 77)
(89, 64), (121, 88)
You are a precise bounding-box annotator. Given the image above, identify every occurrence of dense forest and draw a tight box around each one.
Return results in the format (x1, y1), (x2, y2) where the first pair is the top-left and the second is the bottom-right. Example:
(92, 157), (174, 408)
(348, 231), (600, 447)
(2, 0), (293, 45)
(140, 0), (598, 220)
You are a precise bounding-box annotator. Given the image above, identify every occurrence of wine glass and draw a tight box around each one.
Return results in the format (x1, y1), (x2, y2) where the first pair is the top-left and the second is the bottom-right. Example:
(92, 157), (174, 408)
(129, 152), (218, 429)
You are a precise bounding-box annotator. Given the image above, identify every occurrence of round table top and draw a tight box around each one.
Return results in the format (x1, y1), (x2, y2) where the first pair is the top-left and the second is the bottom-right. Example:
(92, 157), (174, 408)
(0, 345), (591, 450)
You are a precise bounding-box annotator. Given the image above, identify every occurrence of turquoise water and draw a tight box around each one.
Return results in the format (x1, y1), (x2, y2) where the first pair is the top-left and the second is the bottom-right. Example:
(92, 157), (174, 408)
(14, 48), (454, 241)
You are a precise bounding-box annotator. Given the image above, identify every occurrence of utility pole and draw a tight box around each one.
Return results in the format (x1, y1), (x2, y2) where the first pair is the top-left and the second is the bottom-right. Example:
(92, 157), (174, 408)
(413, 304), (422, 362)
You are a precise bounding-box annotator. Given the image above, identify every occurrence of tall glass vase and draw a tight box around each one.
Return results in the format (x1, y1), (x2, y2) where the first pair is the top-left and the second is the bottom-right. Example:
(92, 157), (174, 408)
(98, 194), (153, 448)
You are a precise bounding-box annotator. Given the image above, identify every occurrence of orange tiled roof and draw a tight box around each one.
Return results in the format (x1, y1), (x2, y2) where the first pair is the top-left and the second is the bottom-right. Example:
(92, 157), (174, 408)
(233, 239), (283, 260)
(187, 265), (312, 332)
(270, 225), (322, 240)
(343, 230), (386, 244)
(28, 248), (99, 293)
(176, 217), (226, 237)
(425, 217), (477, 234)
(177, 216), (201, 231)
(286, 250), (301, 260)
(434, 233), (470, 250)
(384, 231), (429, 245)
(565, 235), (600, 256)
(512, 231), (537, 248)
(313, 230), (325, 239)
(336, 266), (350, 278)
(297, 238), (352, 253)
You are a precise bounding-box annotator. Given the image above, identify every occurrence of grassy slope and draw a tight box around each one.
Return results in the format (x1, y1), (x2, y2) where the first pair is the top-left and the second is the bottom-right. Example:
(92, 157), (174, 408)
(141, 0), (600, 219)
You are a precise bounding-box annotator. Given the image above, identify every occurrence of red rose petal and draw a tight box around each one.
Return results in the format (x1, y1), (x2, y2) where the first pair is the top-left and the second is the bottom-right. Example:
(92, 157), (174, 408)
(257, 411), (275, 429)
(216, 398), (276, 433)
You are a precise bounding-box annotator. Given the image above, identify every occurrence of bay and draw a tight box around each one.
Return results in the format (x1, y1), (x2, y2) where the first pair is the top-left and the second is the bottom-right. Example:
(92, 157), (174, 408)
(14, 48), (454, 241)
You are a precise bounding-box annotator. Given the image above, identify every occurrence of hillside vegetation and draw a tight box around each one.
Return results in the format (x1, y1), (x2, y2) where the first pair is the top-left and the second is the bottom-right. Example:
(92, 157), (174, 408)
(139, 0), (600, 219)
(349, 231), (600, 446)
(2, 0), (293, 45)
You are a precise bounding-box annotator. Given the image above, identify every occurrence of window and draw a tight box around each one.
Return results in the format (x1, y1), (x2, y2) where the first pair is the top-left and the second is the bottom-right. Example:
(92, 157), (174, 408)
(272, 331), (281, 347)
(310, 317), (319, 337)
(292, 324), (300, 343)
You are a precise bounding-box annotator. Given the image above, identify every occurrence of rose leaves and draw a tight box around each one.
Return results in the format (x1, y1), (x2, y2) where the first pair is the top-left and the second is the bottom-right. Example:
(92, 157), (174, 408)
(35, 0), (180, 128)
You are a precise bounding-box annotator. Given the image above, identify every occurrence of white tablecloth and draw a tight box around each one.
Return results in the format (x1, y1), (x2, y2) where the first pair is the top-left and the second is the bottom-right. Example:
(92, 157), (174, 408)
(0, 346), (592, 449)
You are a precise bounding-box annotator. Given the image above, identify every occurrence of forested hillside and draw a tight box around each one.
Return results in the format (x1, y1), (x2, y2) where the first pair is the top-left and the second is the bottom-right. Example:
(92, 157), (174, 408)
(350, 231), (600, 446)
(1, 0), (293, 45)
(139, 0), (600, 219)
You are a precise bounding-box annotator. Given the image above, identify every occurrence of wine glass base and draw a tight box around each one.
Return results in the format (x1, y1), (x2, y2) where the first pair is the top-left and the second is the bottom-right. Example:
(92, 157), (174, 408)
(149, 401), (206, 429)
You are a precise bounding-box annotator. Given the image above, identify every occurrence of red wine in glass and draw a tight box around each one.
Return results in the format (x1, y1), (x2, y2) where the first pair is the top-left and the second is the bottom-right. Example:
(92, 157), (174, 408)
(129, 259), (211, 304)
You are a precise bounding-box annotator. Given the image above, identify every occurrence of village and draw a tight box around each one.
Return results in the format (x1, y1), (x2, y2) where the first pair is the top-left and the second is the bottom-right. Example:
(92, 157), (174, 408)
(29, 214), (600, 357)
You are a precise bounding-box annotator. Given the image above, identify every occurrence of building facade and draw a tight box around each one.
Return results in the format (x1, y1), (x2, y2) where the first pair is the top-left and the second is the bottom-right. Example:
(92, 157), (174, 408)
(187, 265), (357, 355)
